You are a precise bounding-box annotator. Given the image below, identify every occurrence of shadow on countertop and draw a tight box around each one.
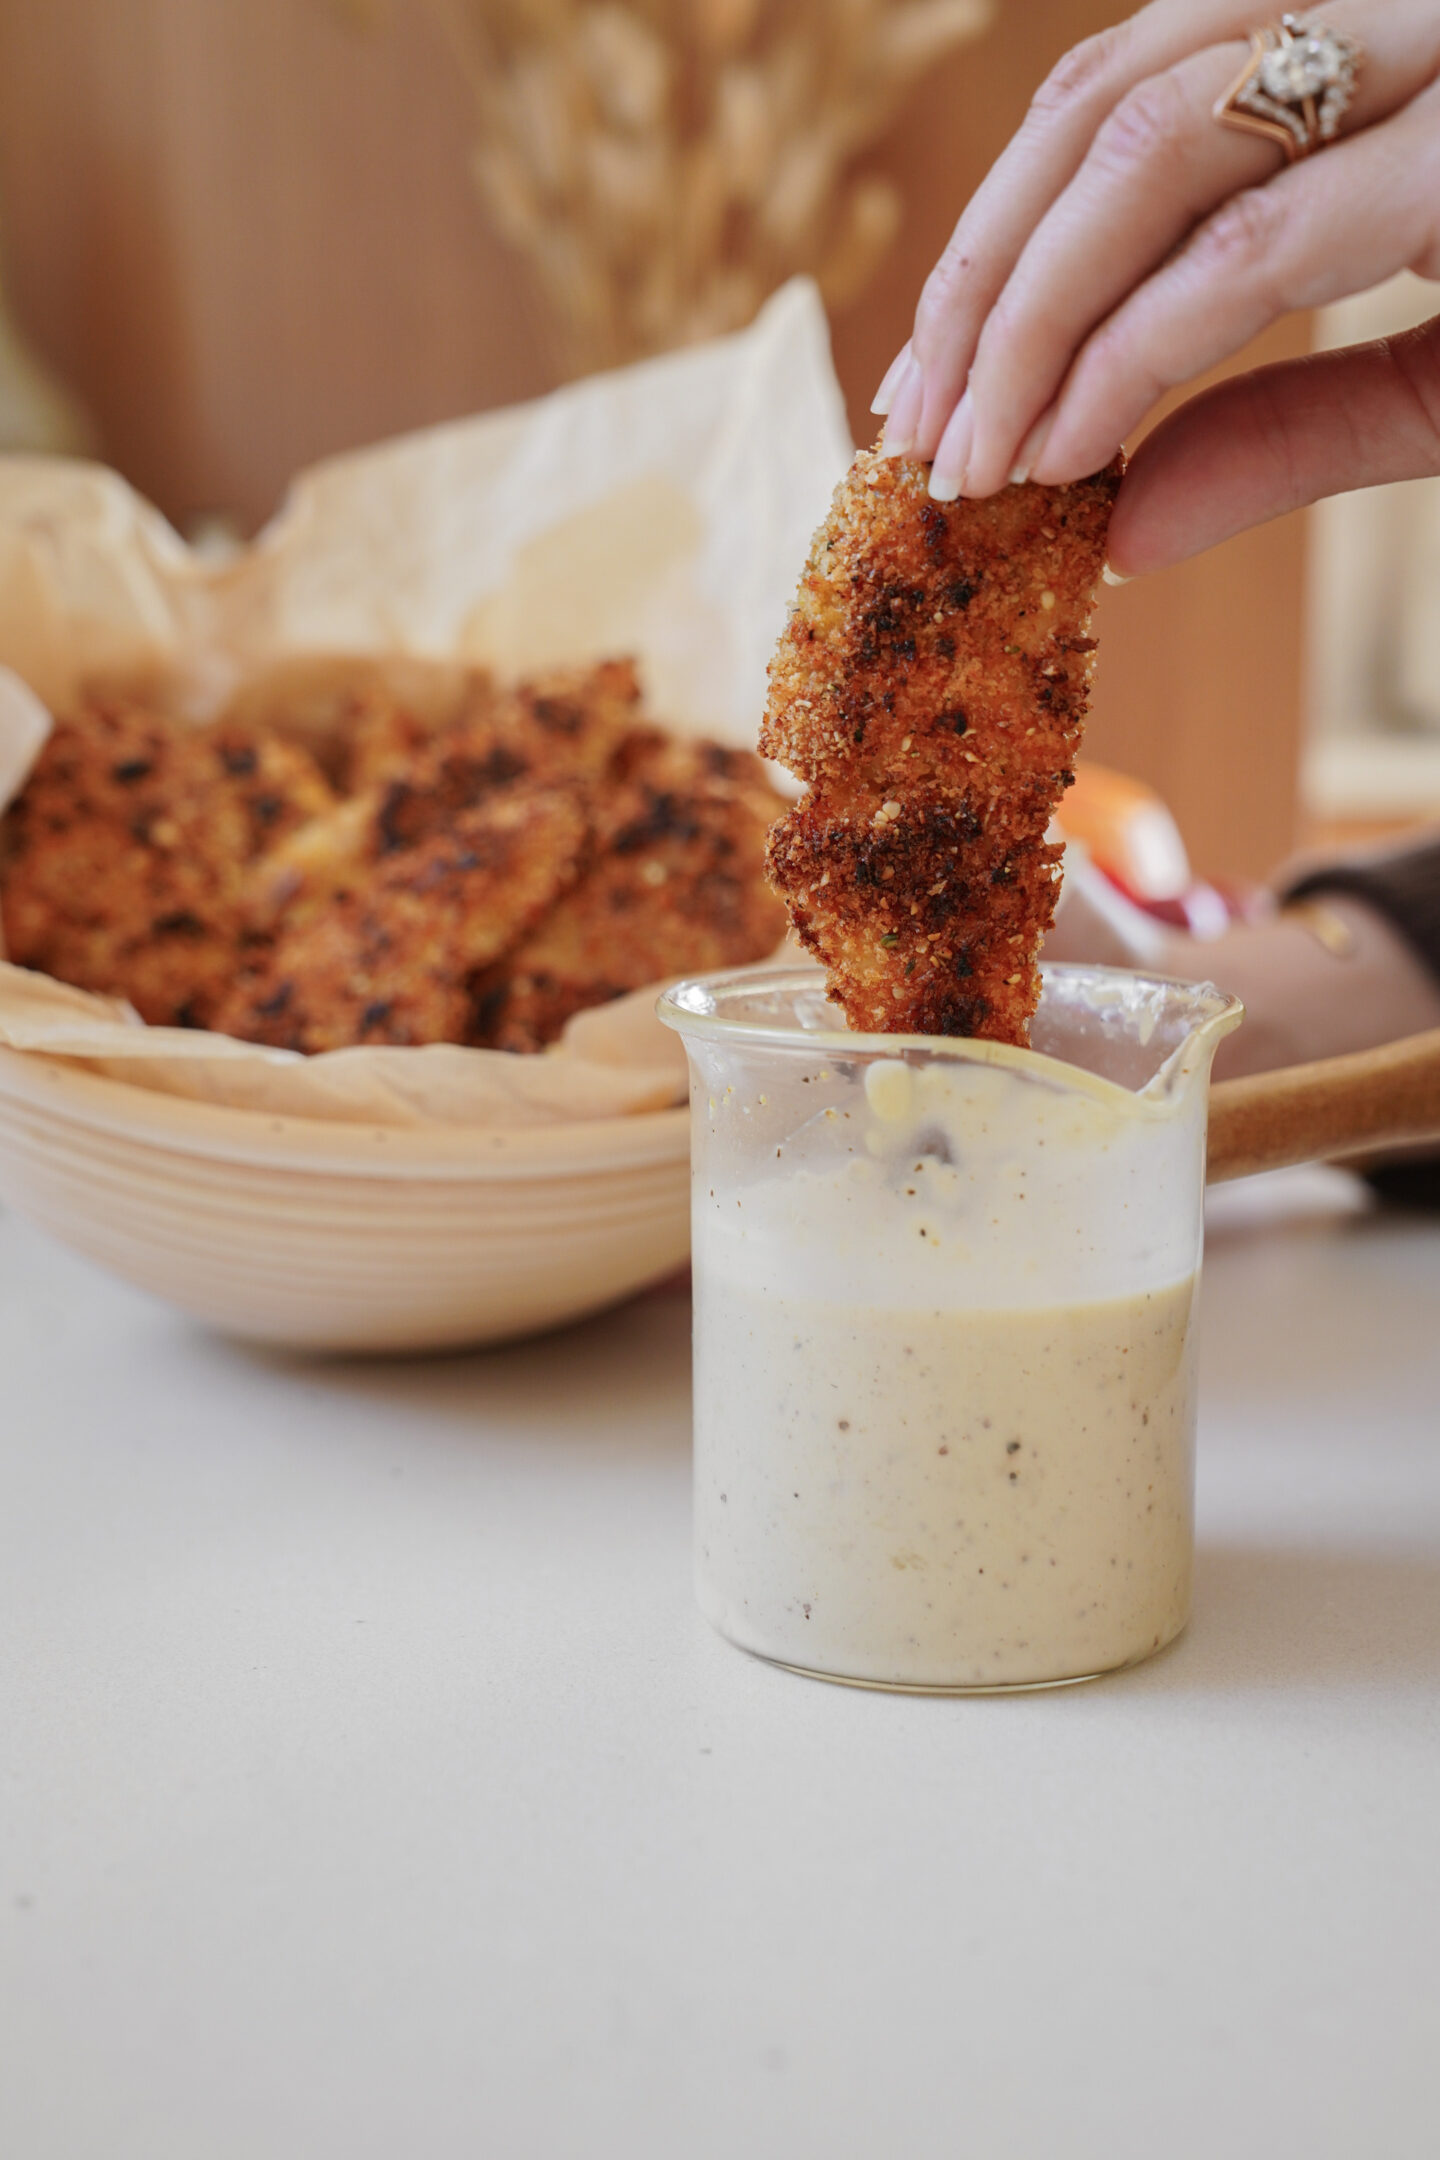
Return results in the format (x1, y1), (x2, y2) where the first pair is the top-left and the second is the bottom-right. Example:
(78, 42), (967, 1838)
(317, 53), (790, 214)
(1130, 1541), (1440, 1693)
(219, 1280), (695, 1463)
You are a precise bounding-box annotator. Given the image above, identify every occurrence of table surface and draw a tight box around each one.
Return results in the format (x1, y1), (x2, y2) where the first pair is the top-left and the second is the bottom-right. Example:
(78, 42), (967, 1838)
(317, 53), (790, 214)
(2, 1170), (1438, 2160)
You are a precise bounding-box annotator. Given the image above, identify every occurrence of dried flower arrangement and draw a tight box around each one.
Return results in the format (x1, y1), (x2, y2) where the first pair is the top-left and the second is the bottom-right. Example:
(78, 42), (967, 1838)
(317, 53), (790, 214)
(421, 0), (994, 375)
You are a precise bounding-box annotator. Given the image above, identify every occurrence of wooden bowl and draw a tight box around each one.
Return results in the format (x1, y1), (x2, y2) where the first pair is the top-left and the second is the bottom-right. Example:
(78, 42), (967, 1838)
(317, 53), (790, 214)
(0, 1047), (691, 1352)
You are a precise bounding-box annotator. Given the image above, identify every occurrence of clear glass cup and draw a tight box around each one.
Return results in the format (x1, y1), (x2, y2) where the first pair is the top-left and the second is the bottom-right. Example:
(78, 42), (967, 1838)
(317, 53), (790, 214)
(658, 962), (1243, 1693)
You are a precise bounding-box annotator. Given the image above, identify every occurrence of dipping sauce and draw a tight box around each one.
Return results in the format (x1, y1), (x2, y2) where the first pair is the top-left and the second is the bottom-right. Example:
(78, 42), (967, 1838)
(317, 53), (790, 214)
(695, 1274), (1196, 1689)
(662, 963), (1242, 1694)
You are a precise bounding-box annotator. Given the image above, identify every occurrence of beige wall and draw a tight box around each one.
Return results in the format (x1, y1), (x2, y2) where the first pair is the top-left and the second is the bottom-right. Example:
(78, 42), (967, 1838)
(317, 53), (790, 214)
(0, 0), (1306, 876)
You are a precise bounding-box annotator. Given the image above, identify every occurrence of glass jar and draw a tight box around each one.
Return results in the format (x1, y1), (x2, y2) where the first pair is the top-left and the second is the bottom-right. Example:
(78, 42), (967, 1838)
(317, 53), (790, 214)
(658, 962), (1242, 1692)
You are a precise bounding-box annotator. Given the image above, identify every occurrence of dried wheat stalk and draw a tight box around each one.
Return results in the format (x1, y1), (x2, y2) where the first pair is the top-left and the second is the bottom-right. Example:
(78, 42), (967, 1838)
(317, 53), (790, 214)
(424, 0), (993, 376)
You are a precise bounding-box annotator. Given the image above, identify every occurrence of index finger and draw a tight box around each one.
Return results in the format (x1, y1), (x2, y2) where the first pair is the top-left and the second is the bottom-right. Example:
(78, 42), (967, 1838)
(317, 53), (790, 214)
(900, 0), (1278, 462)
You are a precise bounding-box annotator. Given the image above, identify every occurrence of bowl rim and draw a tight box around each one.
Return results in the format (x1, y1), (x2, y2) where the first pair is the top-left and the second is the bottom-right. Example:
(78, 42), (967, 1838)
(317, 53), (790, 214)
(0, 1044), (691, 1179)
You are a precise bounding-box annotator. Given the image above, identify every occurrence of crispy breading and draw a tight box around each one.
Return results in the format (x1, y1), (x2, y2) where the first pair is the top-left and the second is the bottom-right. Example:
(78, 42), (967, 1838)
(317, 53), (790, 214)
(243, 794), (380, 936)
(4, 666), (792, 1057)
(494, 658), (646, 789)
(220, 656), (481, 785)
(470, 738), (790, 1053)
(249, 658), (647, 931)
(0, 701), (335, 1027)
(376, 656), (646, 845)
(202, 721), (337, 848)
(213, 786), (588, 1054)
(343, 690), (444, 795)
(337, 673), (509, 795)
(760, 444), (1121, 1045)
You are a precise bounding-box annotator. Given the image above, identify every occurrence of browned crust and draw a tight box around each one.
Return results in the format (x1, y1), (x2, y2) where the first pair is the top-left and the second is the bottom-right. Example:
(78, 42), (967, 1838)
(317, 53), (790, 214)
(468, 738), (789, 1053)
(760, 444), (1121, 1044)
(211, 787), (589, 1054)
(246, 658), (647, 932)
(2, 662), (791, 1054)
(0, 700), (334, 1027)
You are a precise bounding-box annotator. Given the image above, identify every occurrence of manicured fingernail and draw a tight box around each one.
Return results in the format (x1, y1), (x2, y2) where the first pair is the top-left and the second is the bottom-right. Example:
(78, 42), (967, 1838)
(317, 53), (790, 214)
(928, 390), (973, 502)
(1008, 407), (1057, 488)
(882, 360), (923, 457)
(870, 342), (912, 417)
(1101, 563), (1132, 586)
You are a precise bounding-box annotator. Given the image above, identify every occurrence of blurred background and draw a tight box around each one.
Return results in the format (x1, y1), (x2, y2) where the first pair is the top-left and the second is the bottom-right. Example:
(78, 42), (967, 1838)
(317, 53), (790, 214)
(0, 0), (1436, 885)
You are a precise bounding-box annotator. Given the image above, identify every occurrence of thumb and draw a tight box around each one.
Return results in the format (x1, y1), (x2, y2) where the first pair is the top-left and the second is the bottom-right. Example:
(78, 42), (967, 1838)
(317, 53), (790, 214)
(1107, 314), (1440, 577)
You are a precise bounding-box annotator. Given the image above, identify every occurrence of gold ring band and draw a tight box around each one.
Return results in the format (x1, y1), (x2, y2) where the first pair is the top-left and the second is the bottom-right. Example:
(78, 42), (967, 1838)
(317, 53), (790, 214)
(1215, 14), (1363, 162)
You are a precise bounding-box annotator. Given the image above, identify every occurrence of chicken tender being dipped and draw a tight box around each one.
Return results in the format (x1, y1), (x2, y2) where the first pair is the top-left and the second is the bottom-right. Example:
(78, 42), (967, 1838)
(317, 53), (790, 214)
(761, 444), (1122, 1046)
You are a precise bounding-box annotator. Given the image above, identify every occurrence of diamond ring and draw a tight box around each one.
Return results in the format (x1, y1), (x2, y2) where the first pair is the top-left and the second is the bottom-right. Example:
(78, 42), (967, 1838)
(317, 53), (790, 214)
(1215, 15), (1364, 161)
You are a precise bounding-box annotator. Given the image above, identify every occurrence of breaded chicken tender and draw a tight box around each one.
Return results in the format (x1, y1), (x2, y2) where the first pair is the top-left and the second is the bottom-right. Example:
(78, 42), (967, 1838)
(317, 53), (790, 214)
(761, 444), (1121, 1045)
(212, 786), (588, 1054)
(373, 657), (645, 852)
(0, 700), (335, 1027)
(250, 658), (646, 931)
(470, 738), (790, 1053)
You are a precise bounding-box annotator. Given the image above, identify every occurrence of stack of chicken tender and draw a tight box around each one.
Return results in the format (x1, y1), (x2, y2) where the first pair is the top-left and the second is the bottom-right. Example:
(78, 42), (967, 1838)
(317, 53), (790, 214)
(0, 660), (789, 1054)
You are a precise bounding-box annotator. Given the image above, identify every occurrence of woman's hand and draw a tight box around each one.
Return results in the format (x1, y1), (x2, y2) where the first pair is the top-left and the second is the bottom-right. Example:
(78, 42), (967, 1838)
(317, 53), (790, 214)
(871, 0), (1440, 574)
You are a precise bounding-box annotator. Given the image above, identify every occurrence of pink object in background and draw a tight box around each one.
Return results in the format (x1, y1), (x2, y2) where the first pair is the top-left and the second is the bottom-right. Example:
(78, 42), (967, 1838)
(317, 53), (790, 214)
(1058, 763), (1266, 938)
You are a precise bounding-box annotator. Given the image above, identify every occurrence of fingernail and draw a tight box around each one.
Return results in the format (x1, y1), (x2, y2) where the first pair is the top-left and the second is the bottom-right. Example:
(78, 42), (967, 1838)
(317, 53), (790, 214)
(928, 390), (973, 502)
(882, 360), (923, 457)
(1101, 563), (1132, 586)
(1008, 407), (1057, 488)
(870, 342), (912, 418)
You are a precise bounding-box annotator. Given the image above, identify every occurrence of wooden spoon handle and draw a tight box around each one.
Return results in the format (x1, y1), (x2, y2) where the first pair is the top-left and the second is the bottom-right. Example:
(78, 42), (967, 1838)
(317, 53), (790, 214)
(1206, 1025), (1440, 1184)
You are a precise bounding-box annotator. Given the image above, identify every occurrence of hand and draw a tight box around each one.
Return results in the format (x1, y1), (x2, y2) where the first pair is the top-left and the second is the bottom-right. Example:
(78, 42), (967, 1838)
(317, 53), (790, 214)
(1185, 893), (1440, 1079)
(871, 0), (1440, 574)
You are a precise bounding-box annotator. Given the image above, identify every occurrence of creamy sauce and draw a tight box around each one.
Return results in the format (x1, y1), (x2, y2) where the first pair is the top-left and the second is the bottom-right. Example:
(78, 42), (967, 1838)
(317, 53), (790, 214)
(668, 970), (1235, 1691)
(694, 1274), (1197, 1689)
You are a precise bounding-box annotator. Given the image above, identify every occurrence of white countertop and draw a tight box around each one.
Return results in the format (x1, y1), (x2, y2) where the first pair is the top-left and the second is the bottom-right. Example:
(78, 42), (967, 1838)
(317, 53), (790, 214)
(2, 1171), (1438, 2160)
